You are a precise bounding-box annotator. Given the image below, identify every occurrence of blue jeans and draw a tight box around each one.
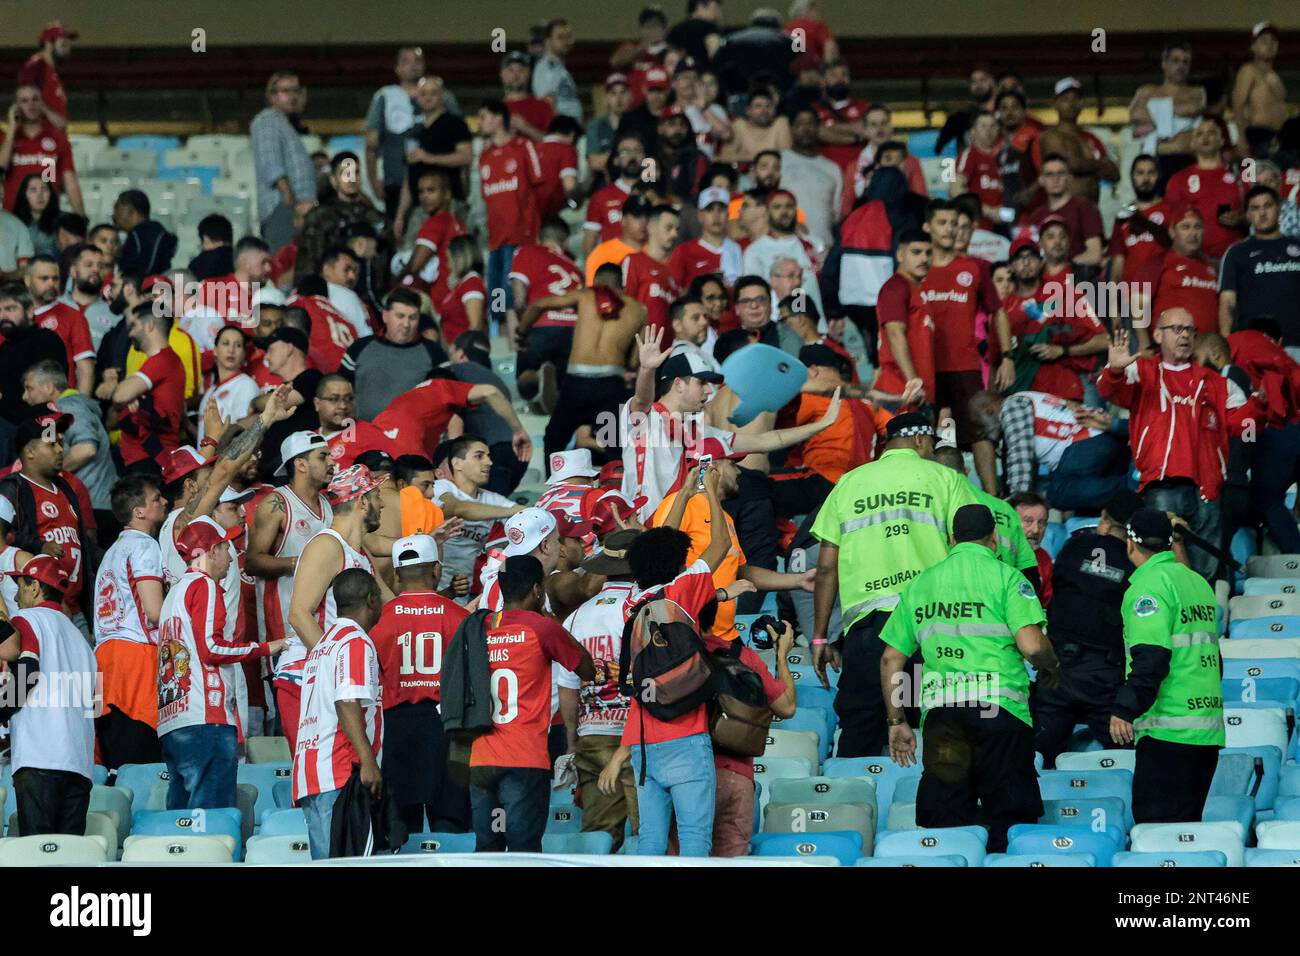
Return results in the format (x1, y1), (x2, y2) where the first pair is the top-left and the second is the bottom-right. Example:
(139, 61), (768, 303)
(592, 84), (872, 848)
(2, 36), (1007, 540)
(486, 243), (517, 329)
(469, 765), (550, 852)
(1144, 482), (1222, 580)
(1253, 424), (1300, 554)
(300, 788), (343, 860)
(1047, 432), (1133, 512)
(630, 733), (716, 857)
(160, 724), (238, 811)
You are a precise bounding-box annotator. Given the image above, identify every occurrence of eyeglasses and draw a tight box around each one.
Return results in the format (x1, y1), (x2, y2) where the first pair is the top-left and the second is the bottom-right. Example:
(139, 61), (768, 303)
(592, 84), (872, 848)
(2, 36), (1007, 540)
(1158, 324), (1197, 335)
(736, 295), (767, 307)
(318, 393), (354, 404)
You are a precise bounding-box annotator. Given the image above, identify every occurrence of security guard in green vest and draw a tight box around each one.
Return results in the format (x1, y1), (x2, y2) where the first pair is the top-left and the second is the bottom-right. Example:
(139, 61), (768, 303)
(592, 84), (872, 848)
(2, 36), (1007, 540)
(810, 412), (978, 756)
(1109, 508), (1225, 824)
(933, 446), (1041, 591)
(880, 504), (1060, 852)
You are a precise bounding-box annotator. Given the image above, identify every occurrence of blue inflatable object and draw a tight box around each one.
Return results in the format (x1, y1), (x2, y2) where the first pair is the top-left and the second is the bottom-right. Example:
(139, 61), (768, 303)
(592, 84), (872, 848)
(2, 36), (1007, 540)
(720, 344), (808, 426)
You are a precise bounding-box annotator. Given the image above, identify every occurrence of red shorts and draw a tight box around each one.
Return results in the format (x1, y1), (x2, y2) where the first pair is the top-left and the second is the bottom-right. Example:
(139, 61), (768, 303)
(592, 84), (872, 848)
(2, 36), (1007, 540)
(274, 679), (302, 752)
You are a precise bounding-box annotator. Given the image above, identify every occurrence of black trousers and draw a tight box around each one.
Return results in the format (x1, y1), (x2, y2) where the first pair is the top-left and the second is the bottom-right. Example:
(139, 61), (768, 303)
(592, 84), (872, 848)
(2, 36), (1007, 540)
(769, 472), (835, 522)
(542, 374), (629, 466)
(383, 701), (471, 834)
(1132, 736), (1221, 824)
(13, 767), (92, 837)
(723, 467), (782, 614)
(96, 705), (163, 771)
(1032, 643), (1128, 769)
(917, 706), (1043, 853)
(833, 610), (921, 758)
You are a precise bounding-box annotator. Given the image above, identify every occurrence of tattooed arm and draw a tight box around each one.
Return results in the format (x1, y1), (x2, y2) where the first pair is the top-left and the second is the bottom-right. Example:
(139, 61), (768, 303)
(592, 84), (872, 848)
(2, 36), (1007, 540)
(247, 492), (295, 577)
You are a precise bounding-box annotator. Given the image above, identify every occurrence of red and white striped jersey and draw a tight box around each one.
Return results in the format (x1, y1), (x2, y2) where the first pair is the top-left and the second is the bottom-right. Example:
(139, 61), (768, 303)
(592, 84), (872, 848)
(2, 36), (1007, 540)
(1017, 390), (1099, 471)
(0, 546), (22, 618)
(94, 529), (164, 646)
(276, 528), (373, 684)
(293, 617), (383, 801)
(535, 483), (593, 524)
(157, 569), (270, 735)
(256, 487), (332, 655)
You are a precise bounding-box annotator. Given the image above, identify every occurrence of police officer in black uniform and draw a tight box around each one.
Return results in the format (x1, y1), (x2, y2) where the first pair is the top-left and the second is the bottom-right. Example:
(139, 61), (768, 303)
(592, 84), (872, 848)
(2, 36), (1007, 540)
(1031, 490), (1144, 766)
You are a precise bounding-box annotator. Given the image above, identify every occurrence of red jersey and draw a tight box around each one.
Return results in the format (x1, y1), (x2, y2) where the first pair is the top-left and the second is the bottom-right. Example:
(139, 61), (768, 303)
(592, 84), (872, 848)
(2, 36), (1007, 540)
(291, 294), (357, 373)
(2, 119), (73, 210)
(1016, 279), (1107, 401)
(33, 302), (94, 372)
(813, 98), (872, 173)
(372, 376), (476, 457)
(505, 96), (554, 139)
(1153, 252), (1218, 334)
(407, 210), (466, 301)
(534, 137), (579, 219)
(21, 475), (84, 614)
(669, 238), (725, 290)
(372, 590), (469, 707)
(919, 256), (1000, 373)
(1163, 164), (1243, 259)
(1008, 120), (1042, 161)
(323, 420), (398, 470)
(118, 348), (186, 469)
(479, 136), (543, 250)
(874, 273), (935, 399)
(584, 180), (633, 244)
(1107, 202), (1171, 283)
(16, 54), (67, 122)
(509, 244), (582, 329)
(437, 272), (486, 344)
(957, 144), (1003, 216)
(470, 608), (586, 769)
(622, 251), (678, 338)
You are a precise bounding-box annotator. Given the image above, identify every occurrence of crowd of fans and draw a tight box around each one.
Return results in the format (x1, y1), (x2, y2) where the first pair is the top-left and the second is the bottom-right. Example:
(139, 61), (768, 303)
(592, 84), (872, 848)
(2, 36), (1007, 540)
(0, 5), (1298, 860)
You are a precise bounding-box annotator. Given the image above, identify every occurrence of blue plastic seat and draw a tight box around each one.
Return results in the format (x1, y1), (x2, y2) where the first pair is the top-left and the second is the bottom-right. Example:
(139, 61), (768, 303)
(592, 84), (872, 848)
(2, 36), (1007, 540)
(1114, 850), (1227, 867)
(272, 779), (294, 810)
(875, 826), (988, 866)
(1039, 796), (1128, 835)
(823, 757), (921, 830)
(259, 808), (308, 837)
(1202, 794), (1256, 832)
(1041, 522), (1068, 560)
(542, 831), (614, 855)
(1244, 579), (1300, 597)
(1230, 616), (1300, 639)
(769, 708), (829, 757)
(400, 831), (476, 854)
(782, 648), (839, 689)
(156, 164), (221, 194)
(90, 766), (109, 786)
(1224, 659), (1300, 682)
(986, 852), (1094, 867)
(546, 804), (582, 834)
(117, 134), (181, 154)
(1038, 769), (1134, 830)
(856, 853), (965, 867)
(751, 830), (863, 865)
(792, 676), (834, 712)
(719, 343), (808, 425)
(132, 808), (243, 858)
(237, 762), (294, 826)
(1245, 848), (1300, 866)
(1217, 745), (1283, 810)
(1280, 765), (1300, 799)
(1006, 823), (1123, 866)
(326, 135), (366, 157)
(1064, 516), (1099, 536)
(114, 763), (173, 815)
(1222, 676), (1300, 705)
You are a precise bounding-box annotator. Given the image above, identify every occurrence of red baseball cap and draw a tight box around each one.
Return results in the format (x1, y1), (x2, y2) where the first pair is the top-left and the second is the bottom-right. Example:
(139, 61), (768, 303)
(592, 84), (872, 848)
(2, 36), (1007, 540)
(1169, 203), (1204, 224)
(685, 437), (745, 466)
(598, 460), (624, 489)
(659, 103), (686, 120)
(1008, 236), (1041, 259)
(1038, 213), (1070, 234)
(605, 72), (630, 90)
(6, 554), (69, 595)
(326, 464), (388, 504)
(163, 446), (210, 485)
(176, 516), (241, 562)
(40, 22), (78, 44)
(644, 66), (670, 89)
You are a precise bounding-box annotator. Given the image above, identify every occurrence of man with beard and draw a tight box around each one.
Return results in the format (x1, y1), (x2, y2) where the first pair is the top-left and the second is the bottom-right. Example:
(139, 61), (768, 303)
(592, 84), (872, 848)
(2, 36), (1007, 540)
(296, 152), (385, 281)
(109, 303), (186, 476)
(654, 106), (707, 207)
(185, 236), (274, 350)
(1107, 154), (1170, 287)
(782, 107), (842, 250)
(936, 64), (997, 156)
(0, 283), (67, 424)
(670, 188), (743, 291)
(616, 66), (672, 158)
(1034, 78), (1120, 205)
(741, 190), (823, 316)
(1128, 39), (1205, 166)
(60, 242), (115, 349)
(17, 21), (76, 129)
(584, 133), (648, 257)
(26, 254), (94, 394)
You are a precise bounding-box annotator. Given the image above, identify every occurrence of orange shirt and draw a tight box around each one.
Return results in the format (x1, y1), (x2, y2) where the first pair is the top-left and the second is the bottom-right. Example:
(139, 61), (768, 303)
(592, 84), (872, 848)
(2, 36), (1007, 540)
(651, 491), (745, 644)
(399, 485), (446, 536)
(584, 238), (636, 285)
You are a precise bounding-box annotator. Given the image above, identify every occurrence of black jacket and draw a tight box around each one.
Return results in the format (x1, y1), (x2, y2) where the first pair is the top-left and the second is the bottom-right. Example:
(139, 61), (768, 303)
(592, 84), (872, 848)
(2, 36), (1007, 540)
(329, 766), (407, 857)
(0, 325), (69, 425)
(120, 220), (178, 276)
(440, 610), (494, 742)
(1047, 531), (1134, 656)
(187, 245), (234, 281)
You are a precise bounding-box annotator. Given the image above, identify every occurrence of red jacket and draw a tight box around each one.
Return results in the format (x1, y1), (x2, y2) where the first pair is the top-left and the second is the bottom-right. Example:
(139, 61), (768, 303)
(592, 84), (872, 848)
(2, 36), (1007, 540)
(1229, 330), (1300, 428)
(1097, 357), (1245, 501)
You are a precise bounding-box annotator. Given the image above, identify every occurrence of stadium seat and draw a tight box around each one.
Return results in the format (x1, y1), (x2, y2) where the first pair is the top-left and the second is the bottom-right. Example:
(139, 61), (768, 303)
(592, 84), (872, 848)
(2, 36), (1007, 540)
(1129, 821), (1246, 868)
(1220, 637), (1300, 660)
(1038, 769), (1134, 830)
(1224, 706), (1289, 752)
(763, 802), (876, 851)
(855, 853), (966, 867)
(247, 736), (292, 763)
(117, 134), (181, 155)
(875, 826), (988, 866)
(546, 804), (582, 834)
(156, 164), (221, 195)
(768, 775), (876, 810)
(114, 762), (173, 815)
(1202, 795), (1255, 832)
(121, 834), (236, 863)
(1230, 617), (1300, 639)
(1255, 819), (1300, 850)
(1221, 676), (1300, 705)
(751, 830), (863, 865)
(794, 682), (835, 715)
(542, 831), (614, 854)
(238, 762), (294, 825)
(620, 835), (639, 855)
(259, 808), (308, 837)
(89, 147), (158, 176)
(273, 780), (294, 810)
(1245, 848), (1300, 866)
(985, 852), (1094, 867)
(753, 757), (818, 810)
(88, 784), (134, 847)
(400, 831), (477, 854)
(1053, 749), (1136, 773)
(769, 708), (831, 757)
(91, 766), (109, 785)
(132, 808), (243, 859)
(0, 834), (110, 865)
(1040, 796), (1128, 834)
(1113, 850), (1228, 867)
(1041, 522), (1068, 560)
(327, 135), (366, 157)
(5, 811), (121, 860)
(1065, 516), (1099, 536)
(1244, 578), (1300, 597)
(763, 729), (820, 774)
(1246, 554), (1300, 579)
(1006, 823), (1124, 866)
(1217, 746), (1283, 810)
(1230, 594), (1300, 621)
(245, 834), (313, 864)
(1224, 659), (1300, 682)
(164, 145), (228, 169)
(823, 757), (921, 828)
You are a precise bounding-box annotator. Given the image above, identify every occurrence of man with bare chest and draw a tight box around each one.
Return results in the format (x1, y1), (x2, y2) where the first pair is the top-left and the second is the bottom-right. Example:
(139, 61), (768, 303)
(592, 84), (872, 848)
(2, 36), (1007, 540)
(1232, 22), (1291, 157)
(1129, 40), (1206, 164)
(527, 263), (647, 467)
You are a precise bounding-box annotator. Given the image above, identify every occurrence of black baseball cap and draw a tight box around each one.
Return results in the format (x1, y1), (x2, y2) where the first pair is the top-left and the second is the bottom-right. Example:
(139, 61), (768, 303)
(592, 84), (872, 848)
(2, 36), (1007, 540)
(502, 51), (530, 68)
(622, 194), (653, 218)
(885, 411), (935, 440)
(1127, 508), (1174, 551)
(953, 504), (996, 542)
(355, 449), (395, 475)
(798, 343), (845, 372)
(1102, 489), (1144, 527)
(268, 326), (309, 354)
(655, 351), (723, 385)
(14, 406), (72, 453)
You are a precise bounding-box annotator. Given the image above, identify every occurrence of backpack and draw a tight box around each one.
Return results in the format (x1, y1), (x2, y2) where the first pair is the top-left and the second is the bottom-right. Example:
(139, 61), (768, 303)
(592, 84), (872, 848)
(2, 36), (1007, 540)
(439, 610), (494, 744)
(706, 641), (773, 758)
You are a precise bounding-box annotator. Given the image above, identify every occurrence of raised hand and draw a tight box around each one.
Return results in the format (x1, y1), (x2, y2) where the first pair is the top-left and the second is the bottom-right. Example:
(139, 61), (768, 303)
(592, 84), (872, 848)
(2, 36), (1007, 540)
(1107, 329), (1137, 370)
(636, 325), (670, 371)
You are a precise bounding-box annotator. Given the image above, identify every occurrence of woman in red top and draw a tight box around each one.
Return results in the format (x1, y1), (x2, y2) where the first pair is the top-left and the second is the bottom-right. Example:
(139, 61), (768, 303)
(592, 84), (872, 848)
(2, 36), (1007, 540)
(438, 235), (487, 344)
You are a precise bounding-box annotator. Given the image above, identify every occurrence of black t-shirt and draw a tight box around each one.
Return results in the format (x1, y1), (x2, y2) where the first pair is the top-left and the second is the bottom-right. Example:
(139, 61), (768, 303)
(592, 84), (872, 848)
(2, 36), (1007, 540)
(1219, 235), (1300, 346)
(261, 367), (323, 480)
(1046, 531), (1134, 655)
(666, 18), (720, 66)
(0, 325), (70, 425)
(406, 113), (473, 200)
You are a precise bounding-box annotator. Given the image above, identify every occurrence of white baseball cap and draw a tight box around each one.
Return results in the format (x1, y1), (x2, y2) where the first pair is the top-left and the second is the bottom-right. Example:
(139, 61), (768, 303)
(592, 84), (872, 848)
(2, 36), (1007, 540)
(275, 431), (329, 477)
(503, 507), (557, 556)
(253, 285), (286, 308)
(0, 495), (13, 525)
(393, 534), (440, 568)
(697, 186), (731, 210)
(546, 449), (600, 486)
(1053, 77), (1082, 97)
(219, 486), (255, 505)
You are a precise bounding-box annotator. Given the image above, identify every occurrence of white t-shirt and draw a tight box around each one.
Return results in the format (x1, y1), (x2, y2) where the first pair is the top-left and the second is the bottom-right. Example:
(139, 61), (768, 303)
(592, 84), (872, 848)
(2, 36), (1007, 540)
(431, 479), (516, 586)
(327, 283), (373, 340)
(8, 603), (97, 778)
(94, 529), (164, 646)
(558, 581), (635, 737)
(619, 402), (735, 521)
(198, 373), (261, 442)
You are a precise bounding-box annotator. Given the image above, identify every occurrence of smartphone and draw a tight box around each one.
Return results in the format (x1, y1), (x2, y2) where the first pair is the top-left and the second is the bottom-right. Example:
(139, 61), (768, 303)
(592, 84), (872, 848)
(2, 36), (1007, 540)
(697, 454), (713, 490)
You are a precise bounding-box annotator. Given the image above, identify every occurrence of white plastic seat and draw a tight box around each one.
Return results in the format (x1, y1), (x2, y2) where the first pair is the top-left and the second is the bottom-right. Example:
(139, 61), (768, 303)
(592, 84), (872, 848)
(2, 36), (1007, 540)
(89, 148), (158, 176)
(247, 736), (292, 764)
(121, 834), (236, 863)
(164, 146), (228, 169)
(1255, 819), (1300, 850)
(1220, 638), (1300, 660)
(1246, 555), (1300, 579)
(1129, 821), (1246, 868)
(1054, 749), (1137, 773)
(1230, 594), (1300, 622)
(0, 834), (109, 865)
(762, 729), (820, 775)
(245, 834), (313, 864)
(1223, 706), (1289, 753)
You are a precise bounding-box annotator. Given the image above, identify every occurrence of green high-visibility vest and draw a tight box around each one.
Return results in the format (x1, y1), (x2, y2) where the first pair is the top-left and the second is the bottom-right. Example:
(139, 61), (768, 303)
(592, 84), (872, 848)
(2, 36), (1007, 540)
(974, 488), (1037, 574)
(811, 448), (978, 630)
(881, 541), (1046, 726)
(1121, 551), (1225, 747)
